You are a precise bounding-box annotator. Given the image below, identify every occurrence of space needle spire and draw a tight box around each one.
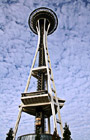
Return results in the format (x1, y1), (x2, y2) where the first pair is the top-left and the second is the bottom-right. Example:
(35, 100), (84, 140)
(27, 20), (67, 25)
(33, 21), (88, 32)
(13, 7), (65, 140)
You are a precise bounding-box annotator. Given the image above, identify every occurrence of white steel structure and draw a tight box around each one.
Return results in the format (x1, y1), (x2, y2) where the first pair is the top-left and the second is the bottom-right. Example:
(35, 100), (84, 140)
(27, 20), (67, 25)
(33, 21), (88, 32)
(13, 7), (65, 140)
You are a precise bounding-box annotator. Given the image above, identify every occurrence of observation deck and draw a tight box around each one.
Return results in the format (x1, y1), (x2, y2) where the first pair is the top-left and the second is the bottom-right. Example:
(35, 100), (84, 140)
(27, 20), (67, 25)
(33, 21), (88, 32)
(28, 7), (58, 35)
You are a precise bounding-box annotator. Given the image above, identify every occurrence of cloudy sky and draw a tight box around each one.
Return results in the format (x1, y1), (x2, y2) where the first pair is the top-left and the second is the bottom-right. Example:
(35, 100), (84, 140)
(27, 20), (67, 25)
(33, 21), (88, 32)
(0, 0), (90, 140)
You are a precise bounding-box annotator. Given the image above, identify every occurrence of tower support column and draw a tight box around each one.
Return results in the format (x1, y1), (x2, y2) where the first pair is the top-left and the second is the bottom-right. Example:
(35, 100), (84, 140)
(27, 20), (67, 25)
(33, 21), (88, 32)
(48, 117), (51, 134)
(13, 106), (22, 140)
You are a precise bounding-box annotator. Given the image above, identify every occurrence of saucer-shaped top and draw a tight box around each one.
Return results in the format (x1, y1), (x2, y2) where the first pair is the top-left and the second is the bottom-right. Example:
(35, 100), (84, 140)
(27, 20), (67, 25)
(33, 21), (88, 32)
(28, 7), (58, 35)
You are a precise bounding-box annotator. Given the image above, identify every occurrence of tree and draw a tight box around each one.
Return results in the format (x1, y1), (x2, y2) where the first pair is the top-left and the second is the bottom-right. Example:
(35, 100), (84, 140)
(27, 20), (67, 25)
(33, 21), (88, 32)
(35, 130), (41, 140)
(6, 128), (13, 140)
(35, 133), (40, 140)
(52, 128), (60, 140)
(63, 123), (72, 140)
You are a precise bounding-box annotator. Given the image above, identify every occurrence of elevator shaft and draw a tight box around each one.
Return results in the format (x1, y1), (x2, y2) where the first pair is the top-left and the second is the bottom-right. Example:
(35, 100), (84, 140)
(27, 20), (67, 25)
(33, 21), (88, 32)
(37, 19), (46, 91)
(36, 19), (46, 134)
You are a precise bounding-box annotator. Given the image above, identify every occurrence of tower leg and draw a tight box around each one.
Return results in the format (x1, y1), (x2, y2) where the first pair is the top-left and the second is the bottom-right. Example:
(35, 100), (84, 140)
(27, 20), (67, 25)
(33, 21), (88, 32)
(45, 33), (64, 137)
(48, 117), (51, 134)
(24, 25), (40, 93)
(43, 19), (57, 133)
(13, 106), (22, 140)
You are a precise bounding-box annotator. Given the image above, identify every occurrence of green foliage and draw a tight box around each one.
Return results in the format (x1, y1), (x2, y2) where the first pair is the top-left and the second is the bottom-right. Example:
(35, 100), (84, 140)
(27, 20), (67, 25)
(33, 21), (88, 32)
(63, 123), (72, 140)
(6, 128), (13, 140)
(35, 132), (41, 140)
(52, 128), (60, 140)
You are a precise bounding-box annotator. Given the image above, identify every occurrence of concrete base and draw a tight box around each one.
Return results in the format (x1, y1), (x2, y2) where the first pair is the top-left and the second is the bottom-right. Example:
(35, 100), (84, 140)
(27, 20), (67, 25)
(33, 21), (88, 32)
(17, 133), (61, 140)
